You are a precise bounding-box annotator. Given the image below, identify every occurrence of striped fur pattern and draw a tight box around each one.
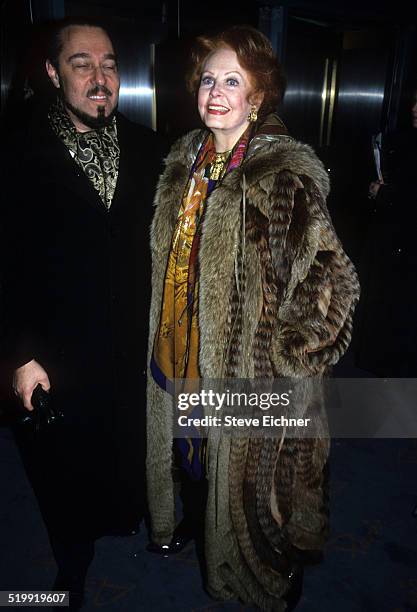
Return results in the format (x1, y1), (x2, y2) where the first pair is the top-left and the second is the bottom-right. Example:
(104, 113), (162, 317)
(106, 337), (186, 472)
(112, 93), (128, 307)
(147, 121), (360, 609)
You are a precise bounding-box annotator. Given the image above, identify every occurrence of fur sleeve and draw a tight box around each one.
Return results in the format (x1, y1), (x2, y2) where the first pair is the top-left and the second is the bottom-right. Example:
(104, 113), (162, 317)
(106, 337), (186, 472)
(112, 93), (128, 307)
(270, 172), (360, 376)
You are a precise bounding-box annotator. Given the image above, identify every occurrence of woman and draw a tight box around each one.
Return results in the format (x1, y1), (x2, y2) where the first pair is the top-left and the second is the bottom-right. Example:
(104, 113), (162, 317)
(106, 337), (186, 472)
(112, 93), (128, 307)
(146, 26), (360, 610)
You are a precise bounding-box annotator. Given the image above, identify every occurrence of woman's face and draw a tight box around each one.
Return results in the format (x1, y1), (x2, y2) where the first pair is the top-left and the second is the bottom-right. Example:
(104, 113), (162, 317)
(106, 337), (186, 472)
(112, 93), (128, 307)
(198, 48), (257, 149)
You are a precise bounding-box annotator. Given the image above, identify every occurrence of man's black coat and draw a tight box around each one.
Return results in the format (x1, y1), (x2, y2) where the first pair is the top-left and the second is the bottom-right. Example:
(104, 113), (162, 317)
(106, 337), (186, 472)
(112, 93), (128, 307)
(2, 108), (164, 537)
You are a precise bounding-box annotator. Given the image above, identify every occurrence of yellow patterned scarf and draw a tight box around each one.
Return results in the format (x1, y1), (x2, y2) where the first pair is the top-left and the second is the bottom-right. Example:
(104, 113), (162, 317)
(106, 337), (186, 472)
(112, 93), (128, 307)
(152, 129), (250, 390)
(151, 129), (250, 479)
(152, 144), (210, 384)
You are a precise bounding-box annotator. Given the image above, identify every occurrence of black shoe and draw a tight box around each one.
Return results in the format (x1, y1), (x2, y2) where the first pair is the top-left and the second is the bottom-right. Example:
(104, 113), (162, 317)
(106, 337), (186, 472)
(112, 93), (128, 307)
(146, 519), (195, 556)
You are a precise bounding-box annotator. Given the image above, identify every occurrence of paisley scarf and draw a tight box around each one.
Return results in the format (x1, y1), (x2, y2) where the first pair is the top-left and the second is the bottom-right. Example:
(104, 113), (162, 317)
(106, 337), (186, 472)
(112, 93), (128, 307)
(48, 98), (119, 210)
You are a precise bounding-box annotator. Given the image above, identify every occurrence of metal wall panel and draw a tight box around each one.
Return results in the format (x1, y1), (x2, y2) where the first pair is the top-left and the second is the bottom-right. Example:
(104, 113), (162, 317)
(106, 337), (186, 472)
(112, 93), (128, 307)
(279, 16), (342, 147)
(333, 45), (388, 148)
(1, 0), (33, 120)
(110, 25), (156, 130)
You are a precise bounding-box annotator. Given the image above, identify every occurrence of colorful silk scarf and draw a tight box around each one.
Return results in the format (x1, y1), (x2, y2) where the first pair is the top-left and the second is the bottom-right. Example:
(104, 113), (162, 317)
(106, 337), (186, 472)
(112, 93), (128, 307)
(151, 128), (251, 478)
(48, 98), (119, 210)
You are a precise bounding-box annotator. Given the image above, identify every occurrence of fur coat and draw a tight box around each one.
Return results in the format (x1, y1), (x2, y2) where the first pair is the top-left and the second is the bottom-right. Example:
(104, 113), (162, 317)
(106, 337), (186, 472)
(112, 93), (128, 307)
(146, 120), (360, 610)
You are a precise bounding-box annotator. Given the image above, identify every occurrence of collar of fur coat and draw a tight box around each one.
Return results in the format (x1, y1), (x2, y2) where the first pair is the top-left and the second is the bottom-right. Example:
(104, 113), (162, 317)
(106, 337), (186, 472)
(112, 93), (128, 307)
(160, 113), (330, 204)
(151, 113), (331, 278)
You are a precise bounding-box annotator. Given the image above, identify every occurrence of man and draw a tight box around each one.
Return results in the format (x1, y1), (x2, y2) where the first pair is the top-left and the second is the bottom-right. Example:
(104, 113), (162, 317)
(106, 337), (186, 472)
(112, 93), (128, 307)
(2, 17), (163, 608)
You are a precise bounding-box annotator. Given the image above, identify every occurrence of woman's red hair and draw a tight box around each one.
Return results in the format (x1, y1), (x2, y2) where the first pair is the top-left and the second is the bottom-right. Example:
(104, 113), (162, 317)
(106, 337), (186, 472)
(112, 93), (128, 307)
(186, 25), (286, 119)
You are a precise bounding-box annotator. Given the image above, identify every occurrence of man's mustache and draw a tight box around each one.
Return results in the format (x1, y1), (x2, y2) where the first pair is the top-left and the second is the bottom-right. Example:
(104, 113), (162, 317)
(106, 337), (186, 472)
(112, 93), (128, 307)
(87, 86), (113, 97)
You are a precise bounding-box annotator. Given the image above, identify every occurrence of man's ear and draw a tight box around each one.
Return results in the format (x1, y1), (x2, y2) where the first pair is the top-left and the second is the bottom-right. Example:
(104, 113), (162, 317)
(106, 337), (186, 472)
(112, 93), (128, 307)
(46, 60), (60, 89)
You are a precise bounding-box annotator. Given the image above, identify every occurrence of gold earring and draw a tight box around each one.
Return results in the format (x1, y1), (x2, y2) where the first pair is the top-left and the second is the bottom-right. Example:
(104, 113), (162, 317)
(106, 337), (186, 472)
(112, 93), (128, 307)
(248, 105), (258, 122)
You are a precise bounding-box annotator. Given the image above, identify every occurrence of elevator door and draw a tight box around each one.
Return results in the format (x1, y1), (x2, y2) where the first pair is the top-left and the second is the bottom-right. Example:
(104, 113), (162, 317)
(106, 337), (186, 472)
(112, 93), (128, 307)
(329, 31), (391, 260)
(281, 17), (392, 262)
(280, 16), (341, 148)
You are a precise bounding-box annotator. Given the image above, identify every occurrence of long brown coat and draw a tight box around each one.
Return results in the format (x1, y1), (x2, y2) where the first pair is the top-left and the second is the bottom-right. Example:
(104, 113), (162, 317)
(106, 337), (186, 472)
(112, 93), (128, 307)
(147, 120), (360, 610)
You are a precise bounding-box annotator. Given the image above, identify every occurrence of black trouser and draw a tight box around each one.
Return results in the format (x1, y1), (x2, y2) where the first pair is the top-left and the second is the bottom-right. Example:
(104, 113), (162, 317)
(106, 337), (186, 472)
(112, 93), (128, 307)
(12, 398), (145, 578)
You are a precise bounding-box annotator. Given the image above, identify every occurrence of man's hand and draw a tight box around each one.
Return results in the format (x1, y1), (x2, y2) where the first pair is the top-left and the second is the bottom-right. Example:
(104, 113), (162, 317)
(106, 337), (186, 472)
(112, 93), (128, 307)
(368, 180), (384, 199)
(13, 359), (51, 411)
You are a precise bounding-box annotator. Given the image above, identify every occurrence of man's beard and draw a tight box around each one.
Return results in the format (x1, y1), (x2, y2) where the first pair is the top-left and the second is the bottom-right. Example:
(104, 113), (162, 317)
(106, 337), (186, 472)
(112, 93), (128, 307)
(61, 86), (118, 129)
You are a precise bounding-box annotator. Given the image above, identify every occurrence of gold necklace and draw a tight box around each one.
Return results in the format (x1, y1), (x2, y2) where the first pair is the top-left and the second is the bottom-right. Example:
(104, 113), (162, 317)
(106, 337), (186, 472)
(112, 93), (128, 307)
(209, 150), (232, 181)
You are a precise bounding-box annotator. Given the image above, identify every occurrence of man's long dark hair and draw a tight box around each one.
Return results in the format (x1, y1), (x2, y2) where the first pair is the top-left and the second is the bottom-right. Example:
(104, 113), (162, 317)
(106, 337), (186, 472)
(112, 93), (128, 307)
(46, 16), (116, 70)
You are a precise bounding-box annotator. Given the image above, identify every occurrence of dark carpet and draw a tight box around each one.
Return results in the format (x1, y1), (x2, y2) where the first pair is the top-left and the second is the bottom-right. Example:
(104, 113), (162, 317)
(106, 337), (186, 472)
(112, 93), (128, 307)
(0, 422), (416, 610)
